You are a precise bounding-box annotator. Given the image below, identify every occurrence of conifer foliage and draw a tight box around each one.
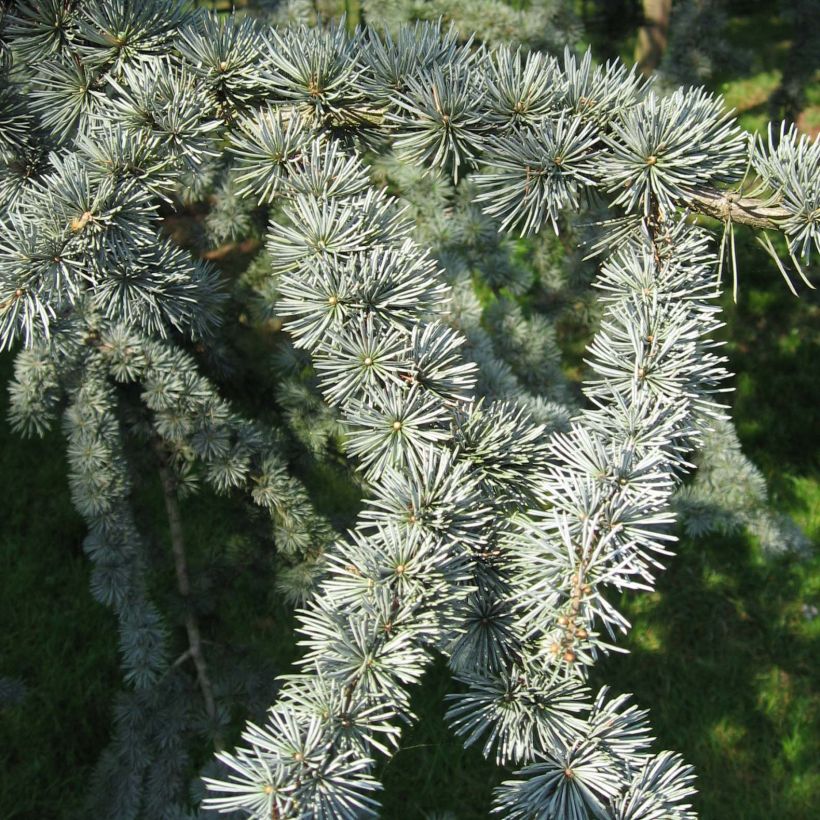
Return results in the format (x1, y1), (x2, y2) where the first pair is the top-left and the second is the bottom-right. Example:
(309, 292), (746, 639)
(0, 1), (816, 818)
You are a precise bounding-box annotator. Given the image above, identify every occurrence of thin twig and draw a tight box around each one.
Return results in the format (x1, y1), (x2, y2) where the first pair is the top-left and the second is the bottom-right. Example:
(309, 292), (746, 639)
(154, 439), (223, 750)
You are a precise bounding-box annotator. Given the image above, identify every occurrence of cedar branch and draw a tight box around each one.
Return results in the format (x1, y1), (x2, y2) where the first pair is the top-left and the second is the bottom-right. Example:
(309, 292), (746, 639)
(688, 187), (792, 230)
(155, 441), (223, 749)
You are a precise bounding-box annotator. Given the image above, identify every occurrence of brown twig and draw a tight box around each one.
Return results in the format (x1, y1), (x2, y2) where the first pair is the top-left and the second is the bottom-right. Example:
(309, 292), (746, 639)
(154, 440), (223, 750)
(201, 237), (262, 261)
(688, 187), (792, 231)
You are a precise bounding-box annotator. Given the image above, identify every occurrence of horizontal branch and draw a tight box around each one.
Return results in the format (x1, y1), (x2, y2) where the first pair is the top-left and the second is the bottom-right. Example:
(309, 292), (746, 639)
(201, 237), (261, 261)
(688, 187), (791, 230)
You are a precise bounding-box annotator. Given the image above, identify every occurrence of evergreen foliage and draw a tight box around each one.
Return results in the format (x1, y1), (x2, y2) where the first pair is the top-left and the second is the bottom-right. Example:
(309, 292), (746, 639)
(0, 1), (816, 817)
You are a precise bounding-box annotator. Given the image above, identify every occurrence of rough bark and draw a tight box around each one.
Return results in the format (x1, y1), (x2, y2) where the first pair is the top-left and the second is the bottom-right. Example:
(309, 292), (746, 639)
(688, 187), (793, 230)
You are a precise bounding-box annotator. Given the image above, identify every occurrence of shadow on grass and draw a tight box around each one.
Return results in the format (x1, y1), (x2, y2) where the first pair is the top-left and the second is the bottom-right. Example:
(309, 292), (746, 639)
(378, 656), (503, 819)
(716, 230), (819, 513)
(592, 528), (819, 820)
(373, 522), (819, 820)
(0, 356), (121, 819)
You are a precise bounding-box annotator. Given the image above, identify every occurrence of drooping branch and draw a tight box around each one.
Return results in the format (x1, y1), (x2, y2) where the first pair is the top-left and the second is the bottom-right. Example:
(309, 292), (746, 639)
(155, 440), (222, 749)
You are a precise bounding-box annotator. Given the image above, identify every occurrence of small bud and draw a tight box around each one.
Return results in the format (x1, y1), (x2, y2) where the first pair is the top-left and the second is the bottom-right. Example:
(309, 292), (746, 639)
(563, 650), (576, 663)
(70, 211), (93, 232)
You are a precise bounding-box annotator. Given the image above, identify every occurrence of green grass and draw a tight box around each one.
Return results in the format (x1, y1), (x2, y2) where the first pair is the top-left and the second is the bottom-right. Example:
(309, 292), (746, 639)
(0, 369), (120, 818)
(379, 658), (503, 818)
(593, 533), (819, 820)
(584, 225), (820, 820)
(614, 574), (815, 817)
(718, 70), (782, 133)
(1, 234), (816, 819)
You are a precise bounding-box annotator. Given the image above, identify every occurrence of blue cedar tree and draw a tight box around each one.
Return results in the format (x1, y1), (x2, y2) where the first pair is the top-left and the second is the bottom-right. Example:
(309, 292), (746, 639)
(0, 2), (817, 817)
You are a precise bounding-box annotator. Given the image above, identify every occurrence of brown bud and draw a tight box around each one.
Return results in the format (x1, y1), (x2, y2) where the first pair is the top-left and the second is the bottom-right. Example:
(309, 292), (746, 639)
(70, 211), (93, 232)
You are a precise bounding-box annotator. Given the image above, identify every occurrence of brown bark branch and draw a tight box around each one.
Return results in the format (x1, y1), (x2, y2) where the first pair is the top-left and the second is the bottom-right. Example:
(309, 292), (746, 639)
(688, 187), (792, 231)
(155, 442), (223, 749)
(201, 237), (261, 261)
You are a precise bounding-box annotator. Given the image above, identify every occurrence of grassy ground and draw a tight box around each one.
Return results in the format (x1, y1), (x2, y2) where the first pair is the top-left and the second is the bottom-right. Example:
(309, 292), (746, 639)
(1, 6), (819, 820)
(589, 229), (820, 820)
(0, 375), (120, 818)
(378, 227), (820, 820)
(1, 259), (816, 818)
